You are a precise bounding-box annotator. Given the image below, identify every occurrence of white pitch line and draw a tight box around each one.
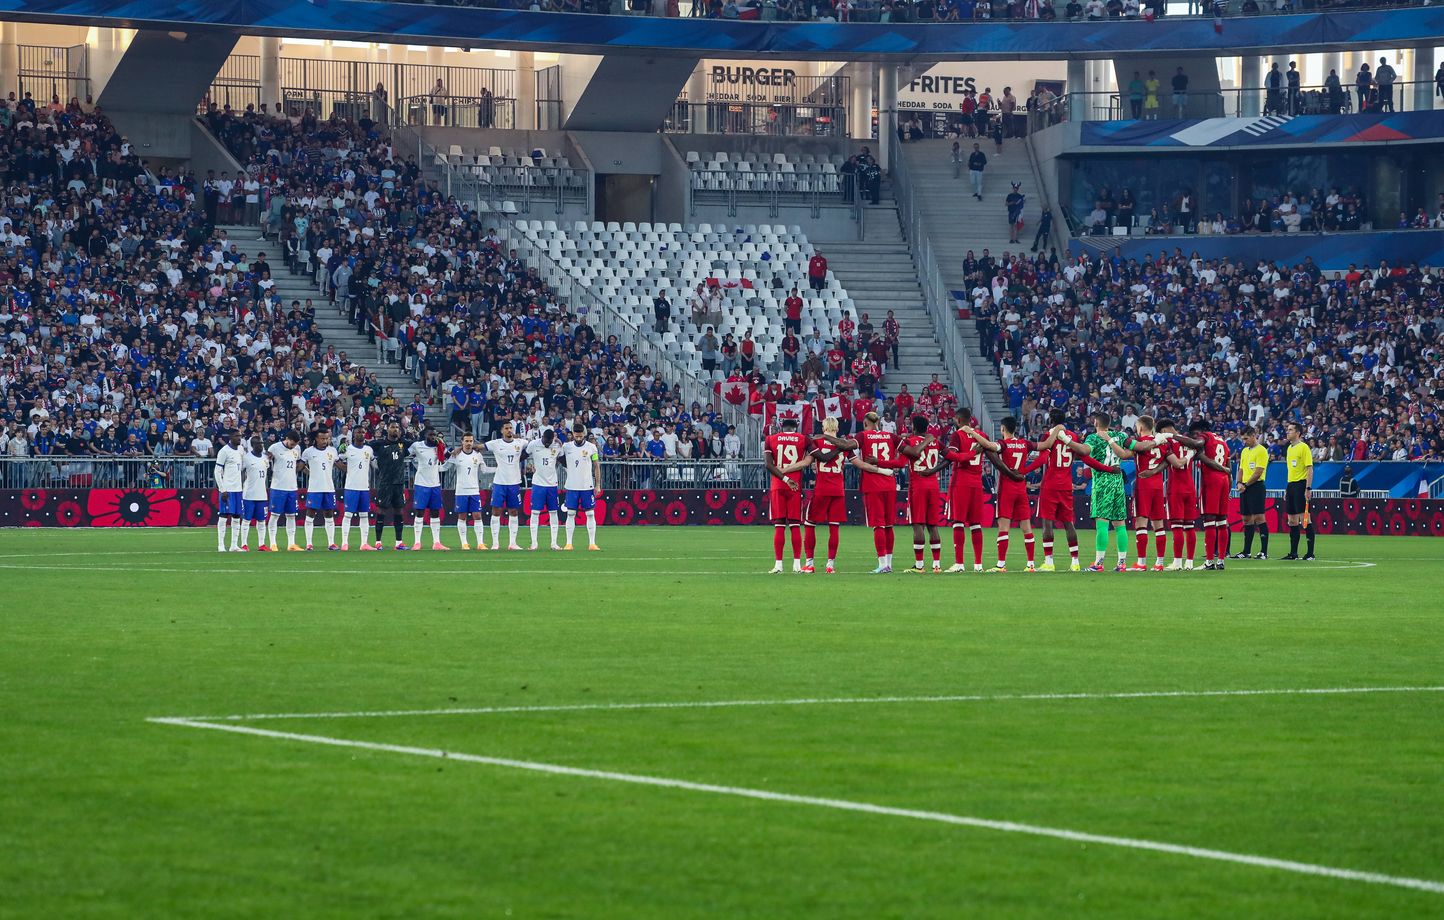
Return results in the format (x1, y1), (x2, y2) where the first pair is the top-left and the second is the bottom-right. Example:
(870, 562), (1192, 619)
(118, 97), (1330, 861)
(167, 684), (1444, 723)
(147, 716), (1444, 897)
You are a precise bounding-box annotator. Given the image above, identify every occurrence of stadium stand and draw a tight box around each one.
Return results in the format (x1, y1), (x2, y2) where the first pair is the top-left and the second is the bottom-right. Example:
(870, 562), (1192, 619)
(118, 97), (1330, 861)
(687, 150), (845, 196)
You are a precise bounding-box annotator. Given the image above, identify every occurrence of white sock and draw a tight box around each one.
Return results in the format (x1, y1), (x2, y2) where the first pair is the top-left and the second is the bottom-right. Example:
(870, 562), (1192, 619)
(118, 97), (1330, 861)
(490, 515), (501, 547)
(474, 519), (486, 545)
(359, 514), (370, 544)
(230, 519), (241, 549)
(530, 511), (540, 546)
(285, 515), (296, 546)
(566, 514), (576, 545)
(585, 513), (597, 545)
(267, 515), (278, 545)
(323, 516), (335, 546)
(458, 519), (469, 544)
(305, 517), (315, 546)
(217, 517), (228, 548)
(549, 517), (559, 546)
(430, 516), (441, 543)
(508, 516), (519, 546)
(412, 515), (424, 544)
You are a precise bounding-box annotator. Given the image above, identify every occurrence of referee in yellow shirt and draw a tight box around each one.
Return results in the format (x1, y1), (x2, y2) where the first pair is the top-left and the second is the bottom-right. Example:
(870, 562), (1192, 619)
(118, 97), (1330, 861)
(1282, 422), (1315, 560)
(1234, 427), (1270, 559)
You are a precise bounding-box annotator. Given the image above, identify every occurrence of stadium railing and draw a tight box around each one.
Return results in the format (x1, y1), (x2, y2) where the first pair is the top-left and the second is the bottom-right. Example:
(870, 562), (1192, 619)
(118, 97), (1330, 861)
(1037, 80), (1436, 125)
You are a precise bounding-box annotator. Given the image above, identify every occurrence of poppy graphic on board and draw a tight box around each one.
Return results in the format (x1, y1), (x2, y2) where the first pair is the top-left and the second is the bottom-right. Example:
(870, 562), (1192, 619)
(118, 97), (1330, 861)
(87, 489), (182, 528)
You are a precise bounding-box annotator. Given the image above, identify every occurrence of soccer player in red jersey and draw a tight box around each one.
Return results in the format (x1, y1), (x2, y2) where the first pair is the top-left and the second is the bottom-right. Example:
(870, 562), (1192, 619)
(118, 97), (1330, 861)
(828, 411), (903, 573)
(801, 416), (851, 574)
(899, 414), (945, 573)
(1035, 408), (1083, 571)
(1156, 419), (1200, 570)
(991, 415), (1050, 572)
(1124, 416), (1170, 571)
(1189, 419), (1234, 570)
(763, 418), (809, 574)
(942, 407), (997, 573)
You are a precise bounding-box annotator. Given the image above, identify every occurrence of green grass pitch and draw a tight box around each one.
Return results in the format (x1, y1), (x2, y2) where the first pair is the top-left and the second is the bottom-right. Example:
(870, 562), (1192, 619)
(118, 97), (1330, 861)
(2, 527), (1442, 919)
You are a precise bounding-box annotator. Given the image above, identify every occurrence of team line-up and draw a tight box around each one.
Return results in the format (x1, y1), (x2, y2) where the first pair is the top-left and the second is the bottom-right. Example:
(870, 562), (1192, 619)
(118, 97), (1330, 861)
(211, 422), (603, 553)
(763, 407), (1318, 574)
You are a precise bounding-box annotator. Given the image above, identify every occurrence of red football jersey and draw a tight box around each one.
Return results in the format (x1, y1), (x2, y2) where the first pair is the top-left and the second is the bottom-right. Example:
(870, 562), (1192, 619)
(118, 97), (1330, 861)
(855, 428), (898, 492)
(902, 434), (941, 485)
(1168, 440), (1198, 494)
(764, 431), (809, 487)
(1040, 429), (1079, 488)
(1134, 436), (1166, 487)
(811, 437), (850, 496)
(1199, 432), (1231, 482)
(945, 429), (985, 481)
(997, 435), (1033, 494)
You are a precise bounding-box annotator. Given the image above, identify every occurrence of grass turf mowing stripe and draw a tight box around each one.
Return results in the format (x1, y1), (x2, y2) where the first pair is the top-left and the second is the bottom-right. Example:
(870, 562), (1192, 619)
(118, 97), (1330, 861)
(148, 716), (1444, 898)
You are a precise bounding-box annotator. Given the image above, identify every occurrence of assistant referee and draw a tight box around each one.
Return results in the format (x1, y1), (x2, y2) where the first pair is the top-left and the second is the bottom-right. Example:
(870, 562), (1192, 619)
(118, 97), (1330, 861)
(1235, 427), (1269, 559)
(1282, 422), (1315, 560)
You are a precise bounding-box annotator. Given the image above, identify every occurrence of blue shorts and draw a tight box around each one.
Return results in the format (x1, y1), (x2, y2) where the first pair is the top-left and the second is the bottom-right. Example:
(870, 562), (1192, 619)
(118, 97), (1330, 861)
(270, 490), (299, 515)
(455, 493), (483, 514)
(413, 484), (444, 511)
(219, 491), (243, 516)
(308, 491), (337, 512)
(491, 483), (523, 510)
(344, 489), (371, 514)
(531, 485), (559, 513)
(243, 499), (269, 522)
(565, 490), (596, 512)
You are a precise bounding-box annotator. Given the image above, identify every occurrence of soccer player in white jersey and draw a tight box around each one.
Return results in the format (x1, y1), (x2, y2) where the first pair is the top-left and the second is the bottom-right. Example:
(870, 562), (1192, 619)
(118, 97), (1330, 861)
(443, 434), (487, 549)
(300, 429), (340, 551)
(561, 423), (603, 551)
(265, 431), (303, 551)
(338, 429), (375, 551)
(213, 430), (245, 552)
(239, 435), (271, 552)
(484, 422), (526, 550)
(409, 425), (449, 550)
(525, 428), (563, 550)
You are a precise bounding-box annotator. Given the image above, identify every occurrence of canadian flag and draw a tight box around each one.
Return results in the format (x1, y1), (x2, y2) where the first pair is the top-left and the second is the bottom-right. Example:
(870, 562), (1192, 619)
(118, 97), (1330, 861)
(818, 395), (844, 420)
(717, 379), (748, 405)
(765, 400), (812, 433)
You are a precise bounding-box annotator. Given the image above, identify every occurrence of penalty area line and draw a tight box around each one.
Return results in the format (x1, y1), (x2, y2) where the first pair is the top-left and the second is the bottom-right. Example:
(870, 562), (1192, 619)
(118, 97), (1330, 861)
(165, 684), (1444, 722)
(147, 716), (1444, 896)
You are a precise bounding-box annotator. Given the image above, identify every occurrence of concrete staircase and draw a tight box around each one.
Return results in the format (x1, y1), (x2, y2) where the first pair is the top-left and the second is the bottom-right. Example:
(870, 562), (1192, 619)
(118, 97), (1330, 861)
(819, 194), (945, 402)
(898, 137), (1050, 423)
(217, 224), (421, 406)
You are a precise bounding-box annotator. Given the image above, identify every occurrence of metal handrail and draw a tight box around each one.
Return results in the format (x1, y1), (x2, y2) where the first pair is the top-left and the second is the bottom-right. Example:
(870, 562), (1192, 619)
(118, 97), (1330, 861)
(1056, 80), (1438, 123)
(890, 145), (998, 435)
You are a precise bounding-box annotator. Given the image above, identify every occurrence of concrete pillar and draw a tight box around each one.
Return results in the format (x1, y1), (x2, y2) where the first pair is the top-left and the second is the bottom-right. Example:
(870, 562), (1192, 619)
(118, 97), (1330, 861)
(259, 36), (281, 113)
(687, 63), (706, 133)
(87, 28), (132, 101)
(1240, 55), (1262, 117)
(516, 51), (535, 130)
(1322, 52), (1342, 90)
(1067, 57), (1086, 122)
(0, 22), (17, 101)
(426, 45), (444, 67)
(851, 63), (874, 140)
(878, 63), (897, 172)
(1414, 46), (1435, 111)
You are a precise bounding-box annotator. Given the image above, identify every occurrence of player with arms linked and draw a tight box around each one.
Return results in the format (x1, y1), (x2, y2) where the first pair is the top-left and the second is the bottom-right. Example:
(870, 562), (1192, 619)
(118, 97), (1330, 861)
(526, 429), (564, 550)
(763, 417), (809, 573)
(299, 429), (339, 551)
(900, 415), (945, 574)
(338, 430), (375, 551)
(561, 424), (603, 551)
(408, 426), (449, 550)
(443, 433), (488, 550)
(213, 430), (245, 552)
(368, 423), (409, 550)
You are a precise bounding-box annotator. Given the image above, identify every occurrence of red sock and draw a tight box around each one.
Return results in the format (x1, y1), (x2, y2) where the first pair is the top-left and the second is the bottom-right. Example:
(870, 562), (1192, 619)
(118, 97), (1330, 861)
(1068, 537), (1079, 560)
(931, 541), (941, 563)
(1154, 530), (1166, 560)
(873, 528), (886, 556)
(1136, 530), (1148, 560)
(1172, 525), (1184, 558)
(953, 527), (966, 564)
(773, 526), (785, 562)
(1186, 527), (1197, 559)
(1024, 534), (1035, 562)
(885, 528), (895, 554)
(997, 531), (1010, 564)
(790, 525), (802, 560)
(804, 526), (816, 559)
(827, 525), (840, 561)
(914, 542), (925, 564)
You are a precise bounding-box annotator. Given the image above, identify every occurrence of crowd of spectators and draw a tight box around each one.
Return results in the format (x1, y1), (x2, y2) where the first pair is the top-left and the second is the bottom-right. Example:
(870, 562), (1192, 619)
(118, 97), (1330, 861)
(1080, 186), (1444, 237)
(964, 246), (1444, 460)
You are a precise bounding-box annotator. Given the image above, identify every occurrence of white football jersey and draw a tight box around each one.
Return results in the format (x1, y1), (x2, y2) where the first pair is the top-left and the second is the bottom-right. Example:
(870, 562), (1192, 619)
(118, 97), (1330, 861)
(446, 449), (485, 496)
(214, 444), (243, 491)
(267, 442), (301, 491)
(342, 443), (373, 491)
(301, 445), (338, 493)
(562, 440), (599, 491)
(241, 451), (269, 500)
(409, 441), (443, 488)
(526, 438), (562, 488)
(486, 437), (525, 486)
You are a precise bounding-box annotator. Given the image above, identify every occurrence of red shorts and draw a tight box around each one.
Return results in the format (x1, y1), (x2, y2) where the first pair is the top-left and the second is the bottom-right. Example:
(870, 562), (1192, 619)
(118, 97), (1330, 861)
(1167, 489), (1199, 521)
(1134, 485), (1166, 520)
(862, 490), (897, 528)
(1200, 477), (1230, 516)
(807, 492), (847, 525)
(1037, 485), (1074, 525)
(947, 479), (985, 525)
(995, 488), (1031, 523)
(908, 486), (943, 527)
(769, 487), (802, 523)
